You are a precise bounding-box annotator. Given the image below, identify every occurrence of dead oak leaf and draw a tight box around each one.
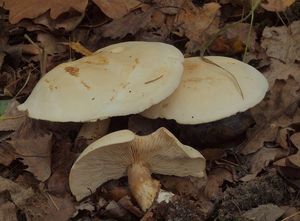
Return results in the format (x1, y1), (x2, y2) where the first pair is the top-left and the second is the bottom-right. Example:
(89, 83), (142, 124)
(284, 133), (300, 168)
(210, 23), (256, 55)
(242, 204), (285, 221)
(173, 2), (220, 53)
(261, 0), (295, 12)
(99, 8), (153, 39)
(7, 120), (53, 181)
(240, 147), (288, 181)
(0, 176), (75, 221)
(93, 0), (142, 19)
(241, 77), (300, 155)
(9, 133), (52, 181)
(263, 58), (300, 88)
(1, 0), (88, 24)
(261, 20), (300, 64)
(0, 201), (18, 221)
(204, 167), (234, 200)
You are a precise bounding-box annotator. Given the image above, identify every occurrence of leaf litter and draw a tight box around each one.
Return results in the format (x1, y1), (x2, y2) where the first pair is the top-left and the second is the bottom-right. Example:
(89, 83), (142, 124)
(0, 0), (300, 220)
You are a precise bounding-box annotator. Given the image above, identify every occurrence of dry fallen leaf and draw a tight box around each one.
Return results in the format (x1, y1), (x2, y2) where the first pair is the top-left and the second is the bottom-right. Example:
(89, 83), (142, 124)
(242, 204), (285, 221)
(1, 0), (88, 24)
(261, 20), (300, 64)
(284, 133), (300, 167)
(204, 167), (234, 200)
(0, 201), (18, 221)
(8, 120), (52, 181)
(93, 0), (142, 19)
(263, 59), (300, 89)
(241, 77), (300, 155)
(153, 0), (185, 15)
(99, 8), (153, 39)
(173, 2), (220, 53)
(158, 175), (207, 199)
(37, 33), (66, 55)
(0, 176), (75, 221)
(32, 12), (84, 32)
(210, 23), (257, 54)
(240, 147), (287, 181)
(261, 0), (295, 12)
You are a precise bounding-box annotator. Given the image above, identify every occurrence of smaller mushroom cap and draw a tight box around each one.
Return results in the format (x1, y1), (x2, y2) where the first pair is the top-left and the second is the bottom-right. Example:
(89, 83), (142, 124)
(18, 41), (184, 122)
(142, 56), (269, 124)
(69, 127), (205, 201)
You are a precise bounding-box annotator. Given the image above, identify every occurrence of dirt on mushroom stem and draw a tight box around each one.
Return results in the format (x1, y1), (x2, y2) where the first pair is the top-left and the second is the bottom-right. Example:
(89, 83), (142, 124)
(127, 162), (160, 212)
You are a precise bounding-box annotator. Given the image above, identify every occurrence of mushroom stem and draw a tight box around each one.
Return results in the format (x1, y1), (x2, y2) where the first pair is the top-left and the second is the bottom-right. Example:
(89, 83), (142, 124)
(127, 162), (160, 212)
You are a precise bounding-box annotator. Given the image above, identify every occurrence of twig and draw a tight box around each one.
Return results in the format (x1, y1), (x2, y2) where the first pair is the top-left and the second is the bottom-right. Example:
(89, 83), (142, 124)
(14, 68), (31, 98)
(46, 192), (59, 211)
(281, 211), (300, 221)
(24, 34), (47, 76)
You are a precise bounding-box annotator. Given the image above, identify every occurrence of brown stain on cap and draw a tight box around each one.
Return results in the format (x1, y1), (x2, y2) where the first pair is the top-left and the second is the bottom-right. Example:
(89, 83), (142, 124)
(65, 66), (80, 77)
(184, 61), (201, 72)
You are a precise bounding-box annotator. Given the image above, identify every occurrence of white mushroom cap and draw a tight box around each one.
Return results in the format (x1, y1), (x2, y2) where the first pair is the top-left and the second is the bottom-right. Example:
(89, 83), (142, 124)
(69, 127), (205, 201)
(18, 42), (184, 122)
(142, 56), (269, 124)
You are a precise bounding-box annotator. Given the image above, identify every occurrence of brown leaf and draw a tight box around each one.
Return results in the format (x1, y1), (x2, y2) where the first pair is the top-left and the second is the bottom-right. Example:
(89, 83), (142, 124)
(9, 121), (52, 181)
(173, 2), (220, 53)
(37, 33), (66, 55)
(276, 127), (294, 149)
(242, 204), (285, 221)
(204, 168), (234, 200)
(210, 23), (256, 54)
(0, 99), (26, 131)
(263, 59), (300, 89)
(241, 123), (279, 155)
(93, 0), (142, 19)
(0, 176), (75, 221)
(118, 196), (143, 217)
(261, 0), (295, 12)
(153, 0), (185, 15)
(0, 201), (18, 221)
(261, 21), (300, 64)
(158, 175), (207, 199)
(32, 12), (84, 32)
(99, 8), (153, 39)
(291, 132), (300, 149)
(241, 77), (300, 155)
(0, 142), (16, 166)
(240, 147), (287, 181)
(282, 133), (300, 168)
(1, 0), (88, 24)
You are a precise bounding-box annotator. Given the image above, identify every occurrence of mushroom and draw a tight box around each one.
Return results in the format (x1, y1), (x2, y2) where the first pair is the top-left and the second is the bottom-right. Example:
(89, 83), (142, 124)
(18, 41), (184, 122)
(69, 127), (205, 212)
(129, 56), (269, 147)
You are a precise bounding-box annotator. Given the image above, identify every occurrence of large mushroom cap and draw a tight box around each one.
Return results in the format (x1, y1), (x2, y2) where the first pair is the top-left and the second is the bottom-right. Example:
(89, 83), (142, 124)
(142, 56), (269, 124)
(69, 127), (205, 201)
(18, 41), (184, 122)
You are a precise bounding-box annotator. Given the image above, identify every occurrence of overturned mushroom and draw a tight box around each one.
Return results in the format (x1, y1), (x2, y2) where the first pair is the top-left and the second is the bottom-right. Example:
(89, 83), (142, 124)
(18, 41), (184, 122)
(131, 56), (269, 147)
(69, 127), (205, 212)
